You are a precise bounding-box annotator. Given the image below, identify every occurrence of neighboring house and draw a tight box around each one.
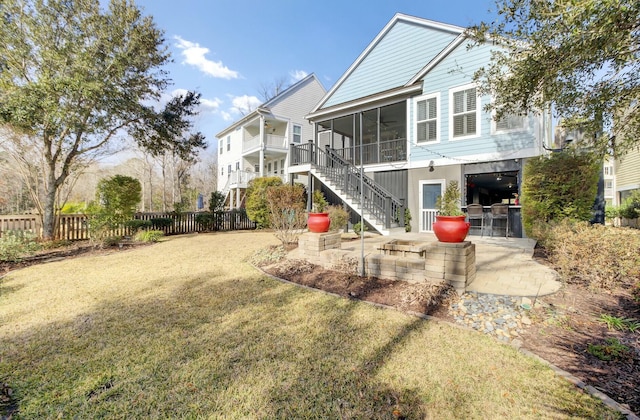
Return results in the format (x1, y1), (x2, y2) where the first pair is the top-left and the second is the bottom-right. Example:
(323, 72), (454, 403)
(289, 13), (549, 235)
(615, 148), (640, 204)
(603, 157), (615, 206)
(216, 74), (326, 208)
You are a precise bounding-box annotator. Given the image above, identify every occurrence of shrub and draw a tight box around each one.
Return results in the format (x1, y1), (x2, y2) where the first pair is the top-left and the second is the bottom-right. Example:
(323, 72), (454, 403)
(265, 184), (307, 245)
(521, 151), (600, 240)
(587, 338), (631, 361)
(619, 190), (640, 220)
(0, 231), (42, 262)
(150, 218), (172, 229)
(404, 208), (412, 232)
(605, 205), (621, 221)
(327, 205), (348, 232)
(96, 175), (142, 223)
(134, 230), (164, 243)
(435, 181), (464, 216)
(312, 190), (328, 213)
(194, 213), (213, 229)
(84, 202), (114, 244)
(102, 236), (121, 247)
(545, 220), (640, 289)
(209, 191), (226, 213)
(245, 177), (283, 228)
(60, 202), (87, 214)
(124, 219), (152, 232)
(353, 222), (368, 236)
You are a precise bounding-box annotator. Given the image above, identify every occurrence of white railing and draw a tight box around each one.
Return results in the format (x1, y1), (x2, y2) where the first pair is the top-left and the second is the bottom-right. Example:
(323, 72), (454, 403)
(243, 136), (260, 151)
(227, 170), (259, 187)
(243, 134), (287, 153)
(420, 209), (438, 232)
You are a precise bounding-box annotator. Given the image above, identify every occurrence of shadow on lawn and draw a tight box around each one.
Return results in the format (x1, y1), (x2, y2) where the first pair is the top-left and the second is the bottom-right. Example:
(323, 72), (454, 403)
(0, 272), (619, 418)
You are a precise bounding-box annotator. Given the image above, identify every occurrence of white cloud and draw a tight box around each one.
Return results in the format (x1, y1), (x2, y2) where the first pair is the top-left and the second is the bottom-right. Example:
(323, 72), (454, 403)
(290, 70), (308, 82)
(229, 94), (261, 116)
(221, 111), (233, 122)
(200, 97), (222, 113)
(174, 36), (239, 79)
(171, 88), (189, 98)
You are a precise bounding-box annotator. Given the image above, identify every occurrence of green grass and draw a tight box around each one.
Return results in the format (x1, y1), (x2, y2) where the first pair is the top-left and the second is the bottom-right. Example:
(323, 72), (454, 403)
(0, 231), (621, 418)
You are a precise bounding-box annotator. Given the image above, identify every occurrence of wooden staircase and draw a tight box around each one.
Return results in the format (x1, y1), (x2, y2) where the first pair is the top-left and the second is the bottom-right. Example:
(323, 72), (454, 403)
(291, 143), (405, 235)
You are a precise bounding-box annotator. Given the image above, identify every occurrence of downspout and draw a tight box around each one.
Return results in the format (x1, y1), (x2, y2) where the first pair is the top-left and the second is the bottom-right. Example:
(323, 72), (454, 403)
(259, 115), (265, 177)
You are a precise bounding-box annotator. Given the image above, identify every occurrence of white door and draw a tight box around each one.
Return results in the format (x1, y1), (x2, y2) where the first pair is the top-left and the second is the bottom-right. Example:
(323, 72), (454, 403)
(419, 180), (444, 232)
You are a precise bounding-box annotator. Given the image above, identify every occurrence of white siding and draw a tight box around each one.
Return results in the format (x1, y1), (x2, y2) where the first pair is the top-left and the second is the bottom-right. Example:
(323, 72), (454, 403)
(270, 77), (325, 145)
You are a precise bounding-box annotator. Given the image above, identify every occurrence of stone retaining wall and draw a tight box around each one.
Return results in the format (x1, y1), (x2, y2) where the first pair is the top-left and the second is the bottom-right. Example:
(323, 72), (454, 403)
(298, 232), (475, 293)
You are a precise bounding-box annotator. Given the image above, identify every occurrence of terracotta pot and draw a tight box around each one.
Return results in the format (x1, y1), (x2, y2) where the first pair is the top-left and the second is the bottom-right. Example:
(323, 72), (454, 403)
(432, 215), (470, 243)
(307, 212), (330, 233)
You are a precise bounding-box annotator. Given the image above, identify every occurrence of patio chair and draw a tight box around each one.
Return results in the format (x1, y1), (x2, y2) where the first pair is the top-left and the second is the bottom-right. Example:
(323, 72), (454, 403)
(489, 203), (509, 237)
(466, 203), (485, 237)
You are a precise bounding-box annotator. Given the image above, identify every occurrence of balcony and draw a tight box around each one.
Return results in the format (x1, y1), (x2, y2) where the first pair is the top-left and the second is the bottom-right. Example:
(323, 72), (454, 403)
(226, 170), (259, 189)
(243, 134), (287, 155)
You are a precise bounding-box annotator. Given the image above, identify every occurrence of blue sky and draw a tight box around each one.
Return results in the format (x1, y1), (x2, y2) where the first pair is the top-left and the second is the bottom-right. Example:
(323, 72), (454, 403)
(134, 0), (498, 153)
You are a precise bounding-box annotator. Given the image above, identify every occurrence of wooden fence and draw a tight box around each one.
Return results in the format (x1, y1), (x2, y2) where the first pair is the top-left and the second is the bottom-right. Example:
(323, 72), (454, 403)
(0, 210), (256, 240)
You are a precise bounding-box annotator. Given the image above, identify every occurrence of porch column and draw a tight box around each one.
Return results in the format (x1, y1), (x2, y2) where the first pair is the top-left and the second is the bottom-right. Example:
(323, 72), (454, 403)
(236, 187), (241, 208)
(259, 115), (265, 177)
(229, 189), (234, 210)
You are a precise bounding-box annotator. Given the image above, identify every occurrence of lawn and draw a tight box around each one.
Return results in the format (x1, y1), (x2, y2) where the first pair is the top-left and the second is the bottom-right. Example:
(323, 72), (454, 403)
(0, 231), (620, 418)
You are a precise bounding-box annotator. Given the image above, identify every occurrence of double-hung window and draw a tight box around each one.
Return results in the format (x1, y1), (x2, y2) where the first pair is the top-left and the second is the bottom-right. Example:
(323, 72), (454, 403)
(451, 85), (479, 139)
(495, 110), (526, 132)
(226, 136), (230, 151)
(293, 124), (302, 143)
(414, 93), (439, 143)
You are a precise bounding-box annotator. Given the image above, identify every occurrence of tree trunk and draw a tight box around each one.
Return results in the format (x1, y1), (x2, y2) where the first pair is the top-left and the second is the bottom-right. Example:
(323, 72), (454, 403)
(41, 175), (58, 240)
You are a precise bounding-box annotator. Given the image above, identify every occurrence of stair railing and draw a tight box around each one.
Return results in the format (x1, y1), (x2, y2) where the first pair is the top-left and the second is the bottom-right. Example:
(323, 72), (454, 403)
(290, 141), (404, 229)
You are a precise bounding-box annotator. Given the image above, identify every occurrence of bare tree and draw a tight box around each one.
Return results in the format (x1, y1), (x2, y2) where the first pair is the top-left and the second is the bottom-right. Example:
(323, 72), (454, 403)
(257, 77), (290, 102)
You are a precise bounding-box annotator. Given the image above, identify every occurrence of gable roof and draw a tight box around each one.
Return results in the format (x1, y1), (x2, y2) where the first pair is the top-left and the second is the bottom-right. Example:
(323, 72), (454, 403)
(310, 13), (465, 113)
(216, 73), (325, 138)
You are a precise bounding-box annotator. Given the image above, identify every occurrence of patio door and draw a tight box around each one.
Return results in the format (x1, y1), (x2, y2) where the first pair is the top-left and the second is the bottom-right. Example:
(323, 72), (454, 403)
(419, 180), (444, 232)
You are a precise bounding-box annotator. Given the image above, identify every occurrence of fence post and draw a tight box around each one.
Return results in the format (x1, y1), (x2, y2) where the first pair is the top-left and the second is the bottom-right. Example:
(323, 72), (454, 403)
(308, 139), (314, 165)
(289, 143), (296, 166)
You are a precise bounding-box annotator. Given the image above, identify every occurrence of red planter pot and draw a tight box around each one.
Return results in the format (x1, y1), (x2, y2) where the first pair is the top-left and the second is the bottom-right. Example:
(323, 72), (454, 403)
(307, 212), (330, 233)
(432, 215), (470, 243)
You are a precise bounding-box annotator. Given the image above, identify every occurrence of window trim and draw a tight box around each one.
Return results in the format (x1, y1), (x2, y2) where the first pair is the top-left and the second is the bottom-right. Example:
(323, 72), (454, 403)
(413, 92), (440, 144)
(448, 83), (481, 141)
(491, 107), (527, 134)
(292, 124), (302, 144)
